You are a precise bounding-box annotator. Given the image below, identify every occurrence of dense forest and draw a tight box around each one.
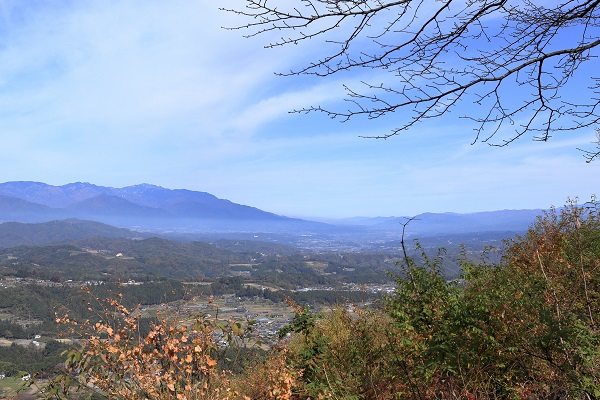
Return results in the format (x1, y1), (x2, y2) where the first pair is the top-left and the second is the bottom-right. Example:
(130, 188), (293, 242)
(0, 340), (69, 377)
(0, 235), (409, 284)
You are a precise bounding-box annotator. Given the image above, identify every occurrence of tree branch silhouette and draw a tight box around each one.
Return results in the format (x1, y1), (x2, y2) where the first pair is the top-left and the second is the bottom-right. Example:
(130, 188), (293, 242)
(224, 0), (600, 158)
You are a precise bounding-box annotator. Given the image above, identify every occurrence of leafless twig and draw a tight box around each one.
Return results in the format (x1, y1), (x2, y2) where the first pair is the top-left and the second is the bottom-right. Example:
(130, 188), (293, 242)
(224, 0), (600, 156)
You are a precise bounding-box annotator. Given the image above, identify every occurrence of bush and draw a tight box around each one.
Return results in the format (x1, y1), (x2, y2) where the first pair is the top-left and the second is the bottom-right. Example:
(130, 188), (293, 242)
(276, 199), (600, 399)
(46, 290), (247, 399)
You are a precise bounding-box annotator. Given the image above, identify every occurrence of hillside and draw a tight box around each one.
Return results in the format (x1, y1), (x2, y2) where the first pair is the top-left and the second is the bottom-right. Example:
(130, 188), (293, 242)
(0, 237), (250, 281)
(0, 219), (144, 249)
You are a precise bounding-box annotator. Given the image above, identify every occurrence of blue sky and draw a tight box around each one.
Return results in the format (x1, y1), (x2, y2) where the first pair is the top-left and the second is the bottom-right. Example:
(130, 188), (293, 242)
(0, 0), (597, 218)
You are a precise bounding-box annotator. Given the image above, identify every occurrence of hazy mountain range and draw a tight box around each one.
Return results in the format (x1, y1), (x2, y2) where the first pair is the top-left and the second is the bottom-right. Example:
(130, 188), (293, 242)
(0, 181), (322, 233)
(0, 182), (544, 246)
(0, 181), (282, 219)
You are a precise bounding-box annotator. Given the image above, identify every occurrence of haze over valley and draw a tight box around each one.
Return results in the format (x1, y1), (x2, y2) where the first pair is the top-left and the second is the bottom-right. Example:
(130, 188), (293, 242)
(0, 181), (543, 252)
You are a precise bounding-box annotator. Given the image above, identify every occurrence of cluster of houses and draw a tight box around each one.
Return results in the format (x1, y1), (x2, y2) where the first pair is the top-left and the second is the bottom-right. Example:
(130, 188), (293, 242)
(0, 372), (30, 380)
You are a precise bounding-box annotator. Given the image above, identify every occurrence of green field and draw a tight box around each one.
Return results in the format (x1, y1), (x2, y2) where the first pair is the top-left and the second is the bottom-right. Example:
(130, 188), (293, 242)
(0, 376), (30, 398)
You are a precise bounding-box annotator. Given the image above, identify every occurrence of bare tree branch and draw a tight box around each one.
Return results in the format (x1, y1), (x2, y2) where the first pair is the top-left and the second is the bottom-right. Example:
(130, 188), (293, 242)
(577, 127), (600, 161)
(224, 0), (600, 157)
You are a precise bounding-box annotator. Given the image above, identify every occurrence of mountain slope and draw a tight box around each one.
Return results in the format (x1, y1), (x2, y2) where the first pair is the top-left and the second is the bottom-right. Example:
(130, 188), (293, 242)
(69, 194), (171, 218)
(0, 195), (70, 222)
(0, 219), (143, 249)
(0, 181), (288, 224)
(0, 236), (251, 280)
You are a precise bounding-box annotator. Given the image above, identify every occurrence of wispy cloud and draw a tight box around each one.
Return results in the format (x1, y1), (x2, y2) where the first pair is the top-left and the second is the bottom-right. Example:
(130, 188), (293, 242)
(0, 0), (596, 217)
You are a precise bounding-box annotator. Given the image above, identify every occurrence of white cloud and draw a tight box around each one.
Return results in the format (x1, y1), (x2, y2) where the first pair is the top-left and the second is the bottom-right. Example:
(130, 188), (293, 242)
(0, 0), (596, 218)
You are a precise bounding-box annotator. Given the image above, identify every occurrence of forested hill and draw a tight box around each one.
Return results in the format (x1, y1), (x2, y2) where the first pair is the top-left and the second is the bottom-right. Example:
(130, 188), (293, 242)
(0, 219), (144, 249)
(0, 237), (250, 281)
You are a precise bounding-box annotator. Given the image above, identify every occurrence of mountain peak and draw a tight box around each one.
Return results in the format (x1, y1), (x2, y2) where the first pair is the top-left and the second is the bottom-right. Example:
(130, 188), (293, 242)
(122, 183), (165, 191)
(62, 182), (97, 189)
(0, 181), (286, 225)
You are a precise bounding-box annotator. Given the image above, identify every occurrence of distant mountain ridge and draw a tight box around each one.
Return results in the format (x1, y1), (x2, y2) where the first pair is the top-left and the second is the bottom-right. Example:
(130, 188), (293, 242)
(0, 181), (545, 241)
(370, 209), (544, 235)
(0, 181), (288, 225)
